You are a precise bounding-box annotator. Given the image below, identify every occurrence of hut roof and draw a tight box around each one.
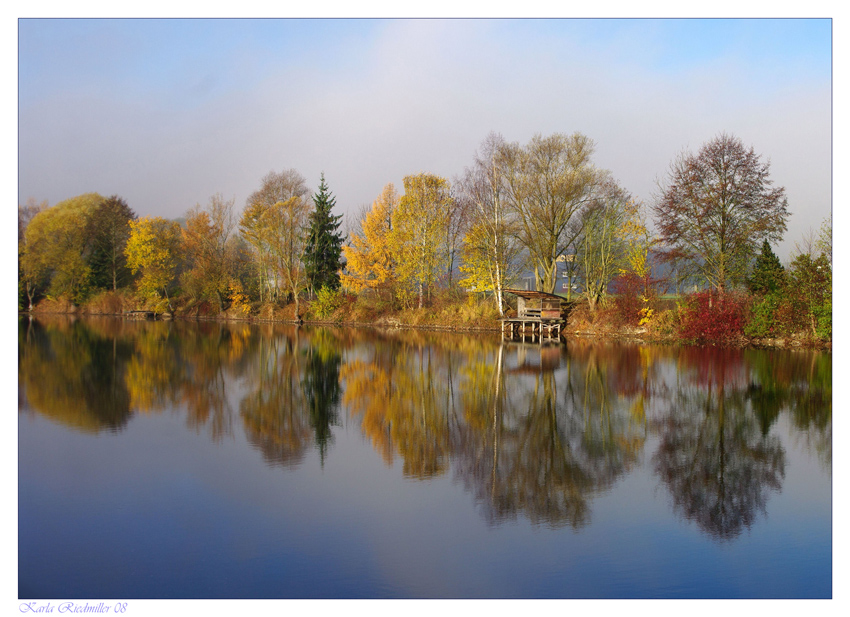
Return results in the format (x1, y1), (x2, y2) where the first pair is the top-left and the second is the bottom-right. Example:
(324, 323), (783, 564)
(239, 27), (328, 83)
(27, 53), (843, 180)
(502, 288), (565, 302)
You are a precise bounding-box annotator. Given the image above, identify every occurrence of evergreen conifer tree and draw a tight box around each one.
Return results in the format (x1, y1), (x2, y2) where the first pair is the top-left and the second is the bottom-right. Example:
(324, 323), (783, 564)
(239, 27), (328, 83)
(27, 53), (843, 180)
(748, 240), (785, 295)
(304, 173), (344, 292)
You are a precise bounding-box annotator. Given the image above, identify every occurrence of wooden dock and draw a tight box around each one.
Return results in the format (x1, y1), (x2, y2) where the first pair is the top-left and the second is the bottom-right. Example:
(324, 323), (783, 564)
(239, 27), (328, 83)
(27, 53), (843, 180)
(123, 310), (157, 320)
(501, 289), (566, 343)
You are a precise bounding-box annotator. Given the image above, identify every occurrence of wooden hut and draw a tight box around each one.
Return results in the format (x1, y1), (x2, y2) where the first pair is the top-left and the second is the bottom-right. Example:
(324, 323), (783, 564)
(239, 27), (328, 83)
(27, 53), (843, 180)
(500, 289), (566, 341)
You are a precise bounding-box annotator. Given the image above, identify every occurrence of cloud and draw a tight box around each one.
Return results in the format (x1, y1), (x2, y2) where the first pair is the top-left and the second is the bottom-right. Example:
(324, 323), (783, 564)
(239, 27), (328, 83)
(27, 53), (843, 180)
(17, 19), (831, 259)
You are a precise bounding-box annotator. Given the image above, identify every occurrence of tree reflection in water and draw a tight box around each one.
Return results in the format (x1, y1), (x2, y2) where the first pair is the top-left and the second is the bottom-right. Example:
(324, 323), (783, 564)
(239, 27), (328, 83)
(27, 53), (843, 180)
(342, 330), (456, 479)
(240, 325), (312, 468)
(302, 328), (342, 465)
(452, 340), (645, 528)
(652, 348), (786, 540)
(19, 316), (134, 433)
(19, 317), (830, 539)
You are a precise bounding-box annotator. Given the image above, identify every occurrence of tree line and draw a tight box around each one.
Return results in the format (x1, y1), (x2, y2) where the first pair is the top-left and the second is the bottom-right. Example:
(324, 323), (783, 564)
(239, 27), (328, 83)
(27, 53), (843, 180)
(18, 131), (831, 341)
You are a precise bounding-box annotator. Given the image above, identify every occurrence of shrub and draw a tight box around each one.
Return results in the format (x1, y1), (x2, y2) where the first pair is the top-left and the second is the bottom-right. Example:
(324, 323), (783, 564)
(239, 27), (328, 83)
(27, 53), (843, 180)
(646, 304), (681, 338)
(83, 290), (129, 315)
(610, 272), (643, 327)
(744, 293), (782, 338)
(312, 285), (345, 319)
(678, 290), (750, 345)
(227, 282), (252, 316)
(611, 271), (657, 328)
(32, 295), (76, 314)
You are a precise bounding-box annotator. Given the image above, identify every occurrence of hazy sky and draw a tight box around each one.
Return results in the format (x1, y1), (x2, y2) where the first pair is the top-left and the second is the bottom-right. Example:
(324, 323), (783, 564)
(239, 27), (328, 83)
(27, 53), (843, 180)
(17, 17), (832, 259)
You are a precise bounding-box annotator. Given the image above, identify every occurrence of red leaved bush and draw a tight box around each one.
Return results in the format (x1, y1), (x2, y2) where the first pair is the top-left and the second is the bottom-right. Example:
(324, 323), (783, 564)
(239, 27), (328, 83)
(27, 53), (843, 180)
(610, 272), (646, 327)
(678, 290), (750, 345)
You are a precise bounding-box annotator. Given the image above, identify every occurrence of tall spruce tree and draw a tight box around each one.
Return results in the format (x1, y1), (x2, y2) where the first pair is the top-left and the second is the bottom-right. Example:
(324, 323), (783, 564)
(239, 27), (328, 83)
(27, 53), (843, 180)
(304, 173), (344, 292)
(748, 240), (785, 295)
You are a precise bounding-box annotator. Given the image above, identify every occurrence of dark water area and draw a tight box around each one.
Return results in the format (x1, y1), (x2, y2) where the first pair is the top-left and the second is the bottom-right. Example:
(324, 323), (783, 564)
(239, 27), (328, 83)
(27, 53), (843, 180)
(18, 316), (832, 599)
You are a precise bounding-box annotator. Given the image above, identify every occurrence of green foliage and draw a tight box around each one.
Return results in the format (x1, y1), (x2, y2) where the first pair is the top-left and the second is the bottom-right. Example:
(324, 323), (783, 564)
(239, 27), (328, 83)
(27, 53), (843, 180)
(787, 252), (831, 340)
(87, 195), (136, 291)
(747, 240), (785, 295)
(741, 248), (830, 342)
(815, 295), (831, 341)
(304, 173), (344, 293)
(816, 217), (832, 266)
(744, 293), (781, 338)
(311, 285), (345, 319)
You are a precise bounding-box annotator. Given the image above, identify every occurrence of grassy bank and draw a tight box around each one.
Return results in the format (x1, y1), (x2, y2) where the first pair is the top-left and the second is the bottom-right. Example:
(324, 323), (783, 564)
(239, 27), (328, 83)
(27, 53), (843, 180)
(25, 288), (830, 350)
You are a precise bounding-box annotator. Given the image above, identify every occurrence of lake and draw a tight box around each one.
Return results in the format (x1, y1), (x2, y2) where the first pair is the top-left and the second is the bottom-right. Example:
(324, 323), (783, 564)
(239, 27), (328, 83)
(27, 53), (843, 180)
(17, 316), (832, 599)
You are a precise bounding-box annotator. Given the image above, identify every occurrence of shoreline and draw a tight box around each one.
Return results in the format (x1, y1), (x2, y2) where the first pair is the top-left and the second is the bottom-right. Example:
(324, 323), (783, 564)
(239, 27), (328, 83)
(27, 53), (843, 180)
(19, 309), (830, 351)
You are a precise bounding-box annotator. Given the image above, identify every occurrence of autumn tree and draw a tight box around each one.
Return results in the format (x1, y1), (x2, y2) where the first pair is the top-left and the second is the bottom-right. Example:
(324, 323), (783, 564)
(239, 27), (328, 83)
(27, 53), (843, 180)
(391, 173), (454, 308)
(88, 195), (136, 291)
(501, 132), (600, 294)
(181, 194), (239, 311)
(444, 183), (472, 288)
(241, 191), (312, 317)
(22, 192), (105, 303)
(125, 216), (182, 313)
(341, 183), (400, 301)
(303, 173), (344, 294)
(619, 197), (658, 298)
(456, 132), (522, 315)
(577, 177), (633, 311)
(241, 169), (310, 302)
(18, 199), (49, 310)
(18, 198), (46, 243)
(653, 133), (789, 293)
(271, 196), (311, 318)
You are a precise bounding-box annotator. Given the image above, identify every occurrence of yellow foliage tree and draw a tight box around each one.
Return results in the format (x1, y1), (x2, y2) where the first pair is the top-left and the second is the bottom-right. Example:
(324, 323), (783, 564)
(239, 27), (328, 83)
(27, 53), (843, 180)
(125, 216), (182, 313)
(341, 183), (399, 301)
(181, 194), (238, 311)
(240, 195), (310, 316)
(619, 199), (657, 297)
(23, 193), (105, 303)
(391, 173), (452, 309)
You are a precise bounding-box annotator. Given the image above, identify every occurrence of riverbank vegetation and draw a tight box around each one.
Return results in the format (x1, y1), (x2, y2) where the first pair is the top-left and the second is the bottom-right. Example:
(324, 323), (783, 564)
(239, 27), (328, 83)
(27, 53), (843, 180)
(18, 132), (830, 347)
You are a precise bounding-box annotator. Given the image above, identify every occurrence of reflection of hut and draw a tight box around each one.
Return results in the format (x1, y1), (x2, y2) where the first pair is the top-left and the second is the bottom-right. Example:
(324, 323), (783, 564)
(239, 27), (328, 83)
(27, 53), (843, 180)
(504, 341), (562, 373)
(501, 289), (566, 342)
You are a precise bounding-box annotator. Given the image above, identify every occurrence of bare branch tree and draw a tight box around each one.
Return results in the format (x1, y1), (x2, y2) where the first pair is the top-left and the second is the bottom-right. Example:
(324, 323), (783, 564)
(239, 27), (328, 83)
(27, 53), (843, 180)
(653, 133), (789, 293)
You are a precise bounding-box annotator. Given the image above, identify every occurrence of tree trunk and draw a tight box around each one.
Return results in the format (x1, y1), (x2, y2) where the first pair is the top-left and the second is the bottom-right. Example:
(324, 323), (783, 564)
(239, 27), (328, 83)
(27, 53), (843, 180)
(294, 287), (301, 321)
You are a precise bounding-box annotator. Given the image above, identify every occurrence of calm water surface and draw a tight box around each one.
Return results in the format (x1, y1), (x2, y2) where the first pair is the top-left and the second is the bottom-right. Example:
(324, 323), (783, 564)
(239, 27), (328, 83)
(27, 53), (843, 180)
(18, 316), (832, 599)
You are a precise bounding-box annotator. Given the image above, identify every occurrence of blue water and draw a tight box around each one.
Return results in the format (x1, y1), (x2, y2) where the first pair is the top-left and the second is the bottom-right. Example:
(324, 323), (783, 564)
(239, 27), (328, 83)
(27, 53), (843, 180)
(18, 317), (832, 599)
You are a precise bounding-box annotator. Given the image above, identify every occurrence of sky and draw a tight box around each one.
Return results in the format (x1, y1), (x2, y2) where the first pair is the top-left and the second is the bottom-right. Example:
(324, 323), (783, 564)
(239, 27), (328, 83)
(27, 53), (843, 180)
(15, 16), (833, 261)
